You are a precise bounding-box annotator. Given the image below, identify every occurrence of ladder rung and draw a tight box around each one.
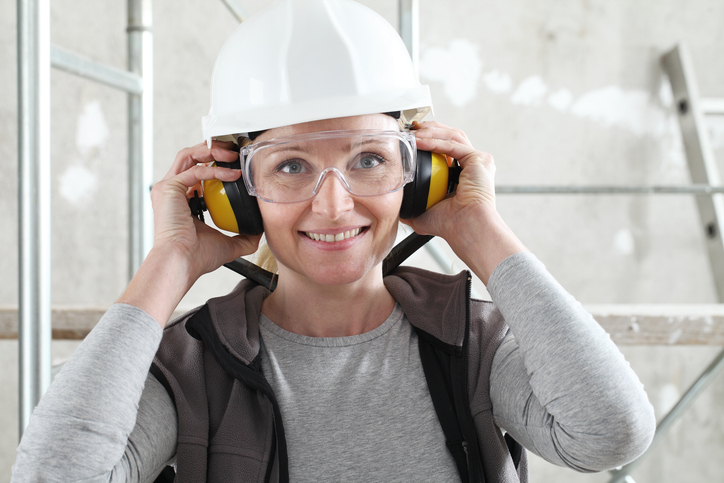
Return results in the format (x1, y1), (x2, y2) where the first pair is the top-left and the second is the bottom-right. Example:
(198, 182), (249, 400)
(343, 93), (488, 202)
(701, 98), (724, 115)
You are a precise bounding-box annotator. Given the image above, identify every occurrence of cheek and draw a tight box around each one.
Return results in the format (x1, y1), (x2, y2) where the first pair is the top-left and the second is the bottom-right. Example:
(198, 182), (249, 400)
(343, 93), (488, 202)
(374, 192), (403, 240)
(258, 202), (297, 251)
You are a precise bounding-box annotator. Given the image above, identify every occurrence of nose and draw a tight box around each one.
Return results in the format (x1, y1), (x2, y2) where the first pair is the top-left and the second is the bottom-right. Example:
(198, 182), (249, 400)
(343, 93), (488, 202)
(311, 171), (354, 220)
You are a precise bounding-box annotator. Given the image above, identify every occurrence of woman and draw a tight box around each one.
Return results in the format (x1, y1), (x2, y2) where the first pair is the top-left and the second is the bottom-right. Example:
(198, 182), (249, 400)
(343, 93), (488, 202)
(13, 1), (655, 482)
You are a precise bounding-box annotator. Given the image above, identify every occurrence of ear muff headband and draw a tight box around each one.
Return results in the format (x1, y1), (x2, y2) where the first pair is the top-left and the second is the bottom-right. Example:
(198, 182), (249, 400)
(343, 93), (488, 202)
(203, 161), (264, 235)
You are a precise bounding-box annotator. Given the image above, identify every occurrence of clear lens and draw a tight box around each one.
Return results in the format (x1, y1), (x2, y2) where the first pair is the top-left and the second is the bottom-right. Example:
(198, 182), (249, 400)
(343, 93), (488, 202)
(241, 130), (416, 203)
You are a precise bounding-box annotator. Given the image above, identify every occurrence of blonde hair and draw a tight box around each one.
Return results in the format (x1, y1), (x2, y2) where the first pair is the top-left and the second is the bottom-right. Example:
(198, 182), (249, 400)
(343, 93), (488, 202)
(255, 237), (278, 274)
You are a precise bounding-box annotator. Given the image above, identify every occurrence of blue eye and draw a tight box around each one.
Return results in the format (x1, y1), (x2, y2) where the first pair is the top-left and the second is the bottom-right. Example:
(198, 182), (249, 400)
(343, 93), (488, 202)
(354, 154), (383, 169)
(277, 160), (307, 174)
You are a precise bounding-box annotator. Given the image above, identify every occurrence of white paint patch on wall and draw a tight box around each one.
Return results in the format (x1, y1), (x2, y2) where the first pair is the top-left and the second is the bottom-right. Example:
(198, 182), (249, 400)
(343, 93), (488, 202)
(613, 228), (635, 255)
(511, 76), (548, 106)
(419, 39), (482, 107)
(474, 62), (678, 140)
(481, 70), (512, 94)
(547, 89), (573, 111)
(708, 116), (724, 150)
(76, 101), (109, 156)
(570, 86), (669, 137)
(658, 382), (681, 418)
(59, 165), (97, 204)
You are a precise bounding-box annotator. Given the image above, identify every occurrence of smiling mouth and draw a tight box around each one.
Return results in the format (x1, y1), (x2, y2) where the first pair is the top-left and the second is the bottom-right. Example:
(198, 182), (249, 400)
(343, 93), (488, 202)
(305, 227), (364, 243)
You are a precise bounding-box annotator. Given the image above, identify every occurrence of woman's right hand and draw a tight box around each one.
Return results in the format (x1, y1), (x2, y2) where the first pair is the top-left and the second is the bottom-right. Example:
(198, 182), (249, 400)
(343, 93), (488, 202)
(117, 141), (262, 327)
(151, 140), (262, 280)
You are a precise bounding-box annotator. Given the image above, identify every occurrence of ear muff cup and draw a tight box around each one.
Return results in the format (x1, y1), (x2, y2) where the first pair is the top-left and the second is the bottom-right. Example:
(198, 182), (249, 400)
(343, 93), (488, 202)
(400, 150), (452, 219)
(203, 160), (264, 235)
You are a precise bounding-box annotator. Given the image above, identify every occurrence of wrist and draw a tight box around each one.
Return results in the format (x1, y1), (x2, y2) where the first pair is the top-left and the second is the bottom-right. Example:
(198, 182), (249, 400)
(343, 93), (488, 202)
(116, 245), (197, 327)
(443, 202), (527, 285)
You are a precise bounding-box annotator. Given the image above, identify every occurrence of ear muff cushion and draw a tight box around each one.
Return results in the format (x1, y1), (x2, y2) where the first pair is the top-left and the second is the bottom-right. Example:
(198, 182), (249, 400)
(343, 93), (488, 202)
(212, 160), (264, 235)
(400, 150), (433, 219)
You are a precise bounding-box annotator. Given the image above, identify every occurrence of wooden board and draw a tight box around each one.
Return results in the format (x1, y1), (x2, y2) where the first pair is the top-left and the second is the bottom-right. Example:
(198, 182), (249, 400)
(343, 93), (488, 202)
(2, 305), (724, 345)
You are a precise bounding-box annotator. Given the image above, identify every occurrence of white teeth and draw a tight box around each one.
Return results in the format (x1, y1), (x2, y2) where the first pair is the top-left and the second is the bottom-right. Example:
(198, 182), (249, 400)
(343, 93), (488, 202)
(306, 228), (361, 243)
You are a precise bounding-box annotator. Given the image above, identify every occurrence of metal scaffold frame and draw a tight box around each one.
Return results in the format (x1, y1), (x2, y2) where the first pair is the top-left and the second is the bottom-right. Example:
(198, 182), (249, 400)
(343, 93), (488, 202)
(16, 2), (724, 477)
(17, 0), (153, 437)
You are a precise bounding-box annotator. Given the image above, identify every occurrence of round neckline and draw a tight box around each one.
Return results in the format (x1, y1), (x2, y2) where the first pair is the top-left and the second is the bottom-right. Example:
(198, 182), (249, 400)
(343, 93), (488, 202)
(259, 303), (404, 348)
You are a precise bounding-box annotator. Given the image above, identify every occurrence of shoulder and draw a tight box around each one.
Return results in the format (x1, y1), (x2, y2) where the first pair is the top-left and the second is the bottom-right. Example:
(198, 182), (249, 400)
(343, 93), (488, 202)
(386, 266), (509, 353)
(155, 279), (269, 372)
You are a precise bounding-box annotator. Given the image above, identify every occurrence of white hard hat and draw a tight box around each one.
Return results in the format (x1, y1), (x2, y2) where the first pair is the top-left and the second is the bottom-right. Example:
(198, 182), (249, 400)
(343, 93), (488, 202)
(202, 0), (433, 146)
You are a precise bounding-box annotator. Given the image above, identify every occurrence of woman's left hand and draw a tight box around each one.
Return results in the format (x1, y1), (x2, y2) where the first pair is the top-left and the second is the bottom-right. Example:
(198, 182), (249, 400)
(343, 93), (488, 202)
(401, 121), (527, 284)
(401, 120), (497, 239)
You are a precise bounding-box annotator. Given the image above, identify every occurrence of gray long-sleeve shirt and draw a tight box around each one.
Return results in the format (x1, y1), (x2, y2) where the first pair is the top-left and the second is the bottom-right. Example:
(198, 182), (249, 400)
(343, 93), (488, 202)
(12, 252), (656, 482)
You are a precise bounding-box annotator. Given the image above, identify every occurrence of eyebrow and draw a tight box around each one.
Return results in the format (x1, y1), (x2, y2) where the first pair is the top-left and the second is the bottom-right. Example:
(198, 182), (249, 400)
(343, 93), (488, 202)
(260, 135), (397, 156)
(261, 144), (312, 155)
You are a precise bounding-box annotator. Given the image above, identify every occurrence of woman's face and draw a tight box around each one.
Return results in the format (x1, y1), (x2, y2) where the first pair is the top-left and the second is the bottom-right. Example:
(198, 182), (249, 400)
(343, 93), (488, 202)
(256, 114), (403, 287)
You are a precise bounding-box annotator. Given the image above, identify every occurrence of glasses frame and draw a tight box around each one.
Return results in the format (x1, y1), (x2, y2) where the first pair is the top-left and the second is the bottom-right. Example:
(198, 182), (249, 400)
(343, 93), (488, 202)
(238, 129), (418, 203)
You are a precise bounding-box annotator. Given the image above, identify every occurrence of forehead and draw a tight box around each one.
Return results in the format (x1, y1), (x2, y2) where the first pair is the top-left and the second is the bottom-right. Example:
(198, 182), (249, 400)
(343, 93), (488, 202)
(258, 114), (399, 142)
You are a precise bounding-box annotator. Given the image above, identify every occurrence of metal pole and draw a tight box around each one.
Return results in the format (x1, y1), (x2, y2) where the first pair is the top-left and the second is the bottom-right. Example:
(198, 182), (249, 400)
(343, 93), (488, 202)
(398, 0), (419, 78)
(608, 348), (724, 483)
(127, 0), (154, 279)
(17, 0), (52, 437)
(220, 0), (248, 22)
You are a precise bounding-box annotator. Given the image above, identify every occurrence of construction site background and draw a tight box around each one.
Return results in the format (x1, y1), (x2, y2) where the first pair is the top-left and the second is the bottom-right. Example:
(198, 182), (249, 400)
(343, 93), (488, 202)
(1, 0), (723, 481)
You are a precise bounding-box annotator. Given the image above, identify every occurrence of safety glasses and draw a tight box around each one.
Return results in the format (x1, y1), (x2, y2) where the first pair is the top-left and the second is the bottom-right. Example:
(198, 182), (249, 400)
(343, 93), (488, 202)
(239, 130), (417, 203)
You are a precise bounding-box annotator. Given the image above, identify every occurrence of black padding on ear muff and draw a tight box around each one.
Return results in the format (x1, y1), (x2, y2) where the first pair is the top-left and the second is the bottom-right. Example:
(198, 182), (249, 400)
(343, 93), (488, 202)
(216, 160), (264, 236)
(400, 149), (433, 219)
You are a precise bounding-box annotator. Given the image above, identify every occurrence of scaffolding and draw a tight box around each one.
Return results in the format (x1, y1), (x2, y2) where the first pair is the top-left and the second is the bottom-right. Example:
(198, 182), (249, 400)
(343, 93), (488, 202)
(14, 0), (724, 479)
(17, 0), (154, 435)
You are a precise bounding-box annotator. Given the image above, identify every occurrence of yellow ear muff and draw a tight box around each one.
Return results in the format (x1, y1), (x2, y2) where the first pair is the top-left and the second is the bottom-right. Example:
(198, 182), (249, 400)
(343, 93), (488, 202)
(196, 159), (264, 236)
(203, 176), (240, 233)
(400, 151), (459, 219)
(426, 152), (450, 210)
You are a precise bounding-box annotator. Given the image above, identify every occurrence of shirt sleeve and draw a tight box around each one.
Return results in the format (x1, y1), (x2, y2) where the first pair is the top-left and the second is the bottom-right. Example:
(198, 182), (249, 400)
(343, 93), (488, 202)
(487, 252), (656, 472)
(12, 304), (178, 483)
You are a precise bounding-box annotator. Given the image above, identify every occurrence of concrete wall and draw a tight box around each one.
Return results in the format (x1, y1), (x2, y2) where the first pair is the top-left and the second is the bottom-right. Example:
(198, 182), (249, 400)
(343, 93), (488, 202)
(2, 0), (723, 481)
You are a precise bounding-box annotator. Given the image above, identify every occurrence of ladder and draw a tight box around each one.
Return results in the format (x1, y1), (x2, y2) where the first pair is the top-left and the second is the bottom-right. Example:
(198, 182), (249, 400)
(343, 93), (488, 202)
(607, 43), (724, 483)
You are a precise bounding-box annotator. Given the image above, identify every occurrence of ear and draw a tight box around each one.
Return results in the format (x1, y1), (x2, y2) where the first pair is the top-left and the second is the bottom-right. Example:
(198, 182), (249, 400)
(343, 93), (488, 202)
(202, 160), (264, 235)
(399, 150), (455, 219)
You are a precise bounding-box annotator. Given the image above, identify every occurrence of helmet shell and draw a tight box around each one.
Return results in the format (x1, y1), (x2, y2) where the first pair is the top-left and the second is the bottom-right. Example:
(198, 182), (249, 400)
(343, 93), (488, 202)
(202, 0), (432, 144)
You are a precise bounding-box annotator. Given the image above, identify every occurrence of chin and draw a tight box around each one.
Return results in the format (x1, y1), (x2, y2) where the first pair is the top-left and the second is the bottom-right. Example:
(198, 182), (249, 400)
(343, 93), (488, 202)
(304, 260), (382, 287)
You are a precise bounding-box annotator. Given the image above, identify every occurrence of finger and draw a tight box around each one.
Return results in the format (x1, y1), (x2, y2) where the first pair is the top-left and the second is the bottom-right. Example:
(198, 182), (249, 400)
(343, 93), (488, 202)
(153, 165), (242, 206)
(171, 164), (242, 191)
(412, 121), (472, 146)
(414, 136), (485, 167)
(164, 141), (239, 180)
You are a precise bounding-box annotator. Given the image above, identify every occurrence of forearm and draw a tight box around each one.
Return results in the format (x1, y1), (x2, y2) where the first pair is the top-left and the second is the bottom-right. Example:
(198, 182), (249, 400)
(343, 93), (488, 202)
(117, 246), (194, 328)
(443, 203), (528, 285)
(487, 253), (655, 471)
(12, 304), (171, 482)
